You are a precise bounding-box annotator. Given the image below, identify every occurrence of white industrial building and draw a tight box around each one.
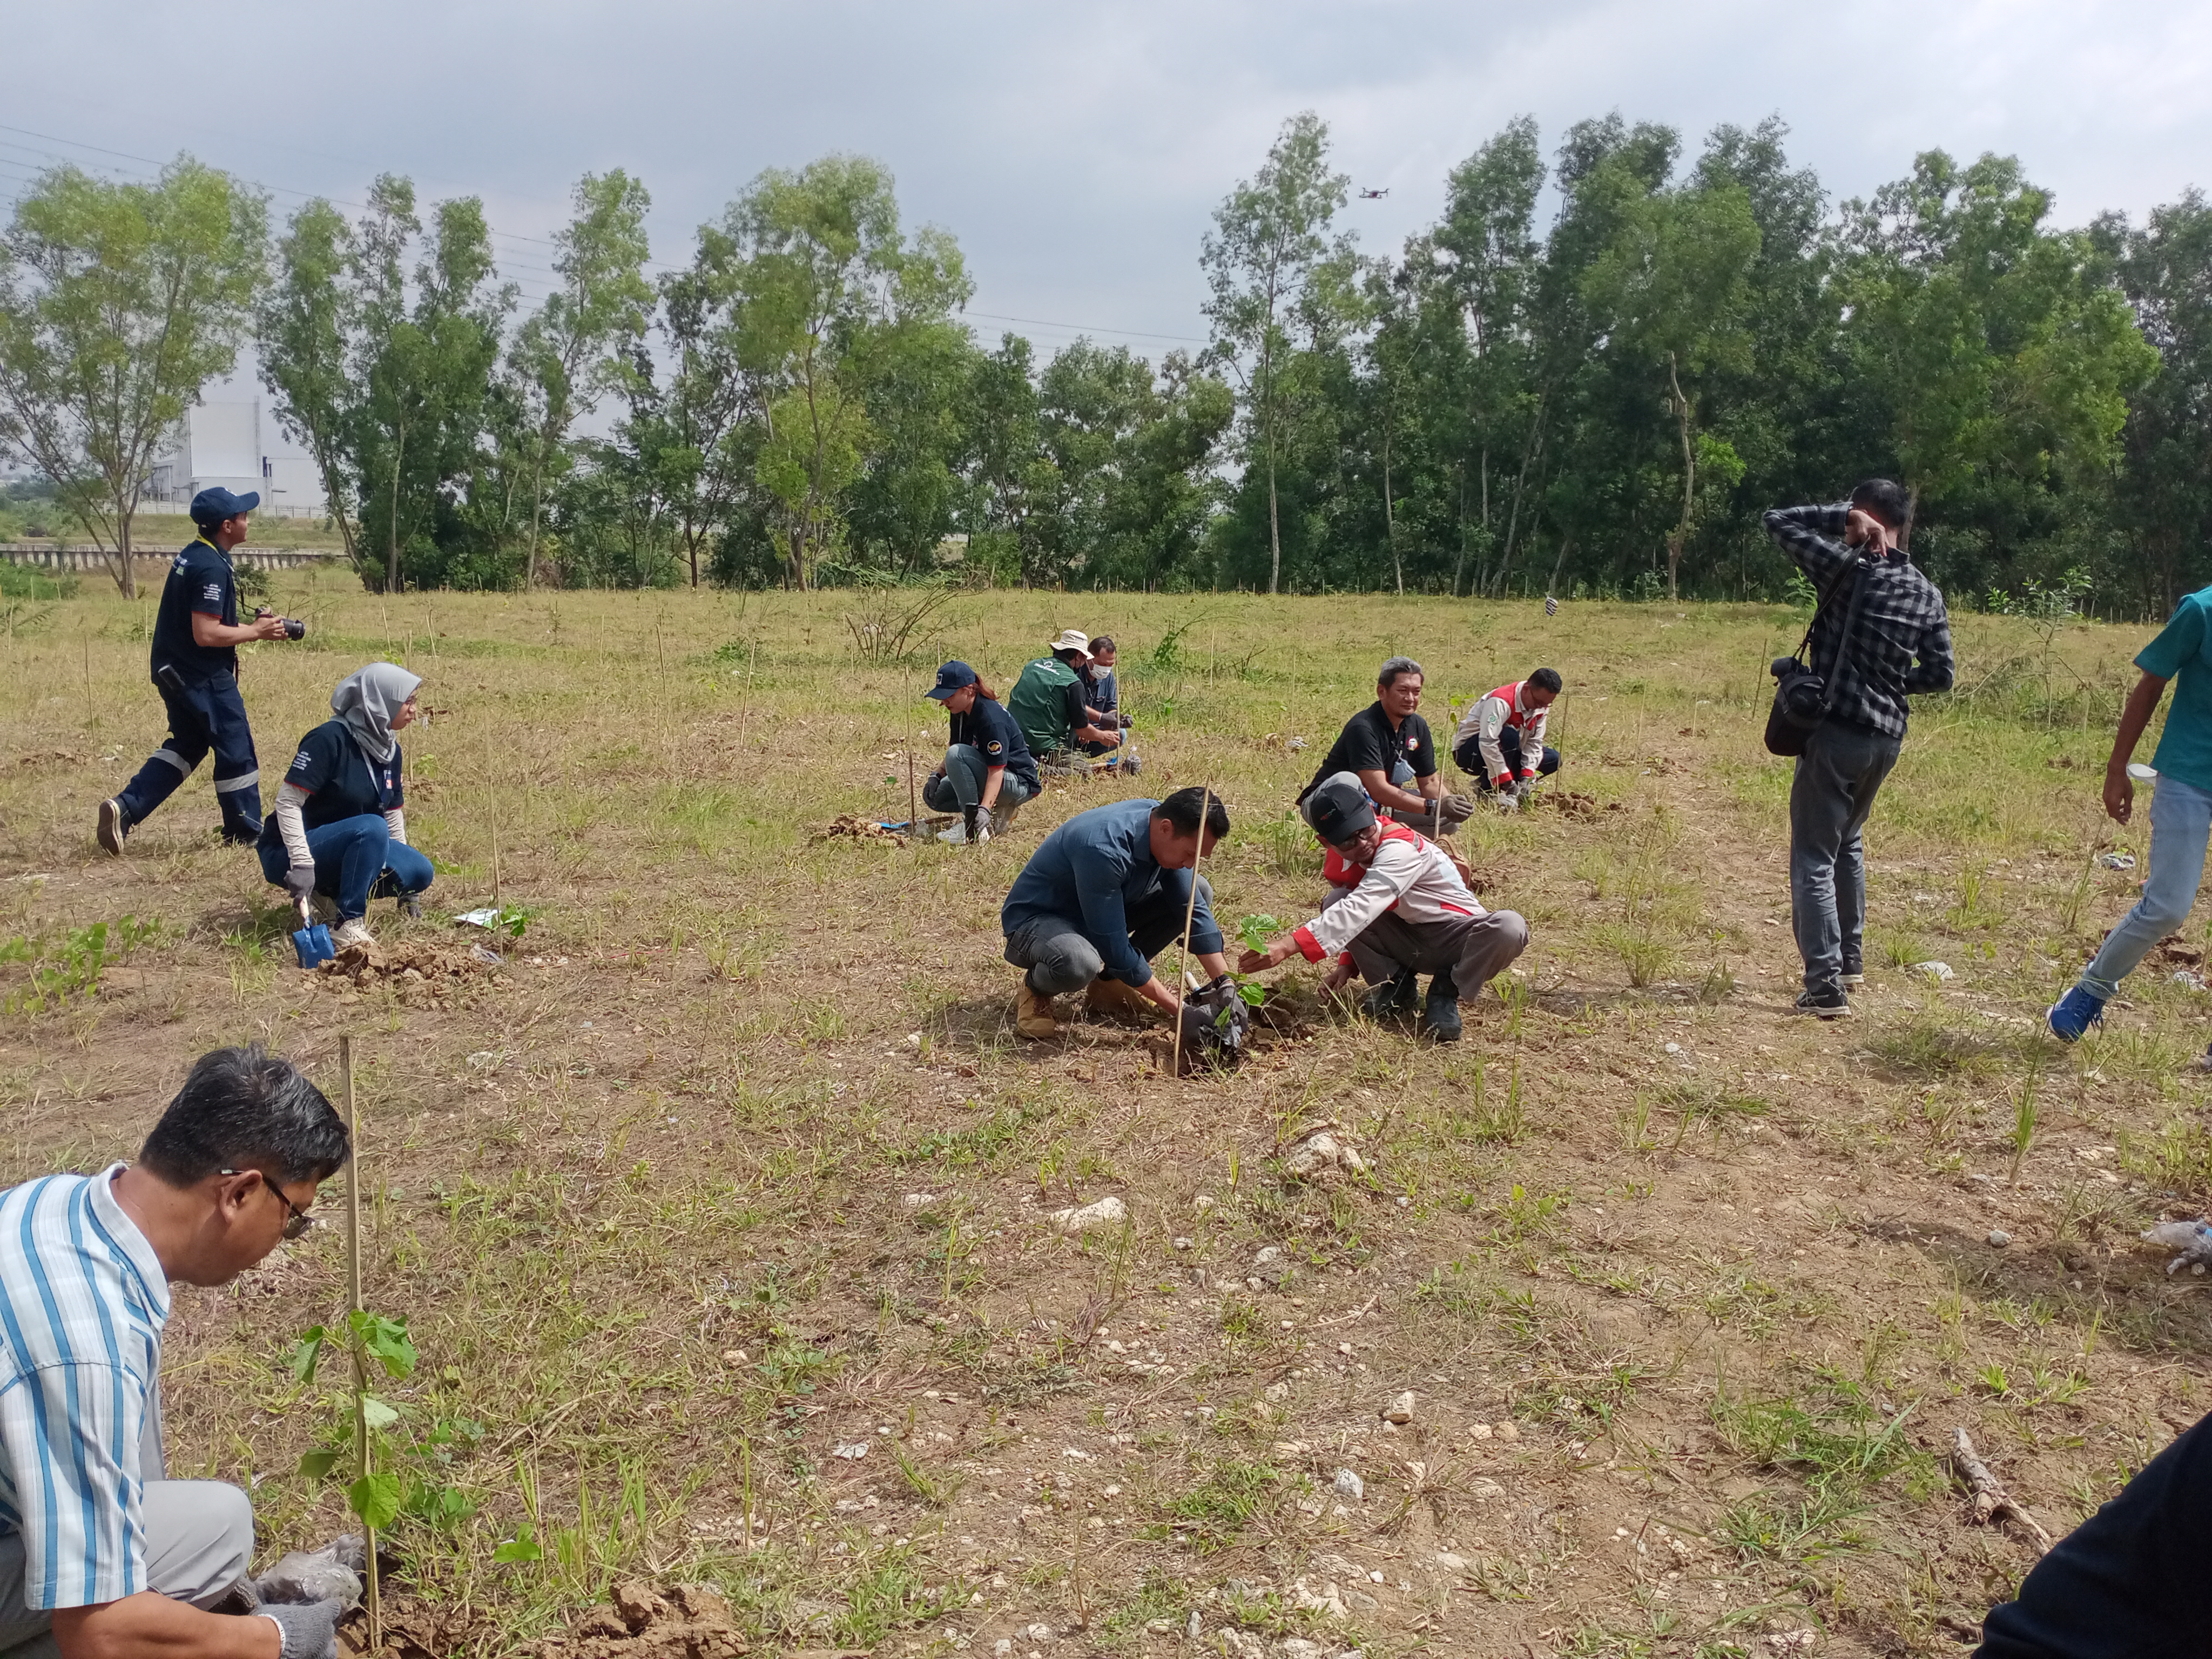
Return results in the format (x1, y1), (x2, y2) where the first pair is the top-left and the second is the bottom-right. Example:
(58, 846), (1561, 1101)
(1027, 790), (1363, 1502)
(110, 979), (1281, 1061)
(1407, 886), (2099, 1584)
(145, 400), (327, 517)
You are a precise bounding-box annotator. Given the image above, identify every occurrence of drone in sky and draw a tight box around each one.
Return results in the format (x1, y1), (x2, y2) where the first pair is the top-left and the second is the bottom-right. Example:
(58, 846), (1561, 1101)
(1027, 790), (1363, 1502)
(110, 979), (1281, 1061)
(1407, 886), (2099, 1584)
(1358, 187), (1389, 199)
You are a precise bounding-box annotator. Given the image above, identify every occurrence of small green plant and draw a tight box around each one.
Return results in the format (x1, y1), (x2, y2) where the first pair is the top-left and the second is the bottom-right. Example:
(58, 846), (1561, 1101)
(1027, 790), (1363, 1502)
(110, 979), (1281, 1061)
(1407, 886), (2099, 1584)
(1, 915), (164, 1013)
(491, 902), (536, 938)
(1237, 913), (1282, 952)
(291, 1311), (473, 1533)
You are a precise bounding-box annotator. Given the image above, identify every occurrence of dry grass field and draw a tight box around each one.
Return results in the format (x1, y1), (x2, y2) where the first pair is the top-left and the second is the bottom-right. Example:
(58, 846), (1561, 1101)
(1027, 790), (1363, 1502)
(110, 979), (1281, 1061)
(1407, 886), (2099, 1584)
(5, 573), (2211, 1659)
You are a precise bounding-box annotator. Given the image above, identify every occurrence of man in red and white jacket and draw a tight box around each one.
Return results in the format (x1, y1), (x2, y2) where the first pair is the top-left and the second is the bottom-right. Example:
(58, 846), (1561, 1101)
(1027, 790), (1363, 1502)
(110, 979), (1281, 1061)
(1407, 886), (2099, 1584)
(1238, 772), (1528, 1041)
(1452, 668), (1561, 807)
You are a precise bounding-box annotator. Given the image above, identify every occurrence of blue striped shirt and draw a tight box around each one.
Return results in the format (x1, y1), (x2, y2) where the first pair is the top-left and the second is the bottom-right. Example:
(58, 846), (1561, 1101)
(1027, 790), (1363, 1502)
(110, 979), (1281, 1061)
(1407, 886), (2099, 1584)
(0, 1165), (170, 1610)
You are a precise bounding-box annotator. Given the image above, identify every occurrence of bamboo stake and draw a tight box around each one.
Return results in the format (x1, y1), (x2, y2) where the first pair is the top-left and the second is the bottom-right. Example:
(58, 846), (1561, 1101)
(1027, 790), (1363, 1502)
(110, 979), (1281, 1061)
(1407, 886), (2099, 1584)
(907, 743), (919, 832)
(1169, 786), (1216, 1078)
(491, 817), (502, 906)
(341, 1037), (382, 1650)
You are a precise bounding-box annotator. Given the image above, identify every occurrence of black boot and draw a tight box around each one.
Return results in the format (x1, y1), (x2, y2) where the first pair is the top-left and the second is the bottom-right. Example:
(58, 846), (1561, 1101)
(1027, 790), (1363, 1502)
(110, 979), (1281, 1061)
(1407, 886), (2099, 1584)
(1424, 984), (1463, 1042)
(1361, 967), (1420, 1021)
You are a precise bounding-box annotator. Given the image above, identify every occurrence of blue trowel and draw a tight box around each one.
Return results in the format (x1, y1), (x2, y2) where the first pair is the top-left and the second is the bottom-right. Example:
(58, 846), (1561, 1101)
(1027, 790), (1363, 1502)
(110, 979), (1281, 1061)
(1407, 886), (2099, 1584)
(290, 898), (333, 969)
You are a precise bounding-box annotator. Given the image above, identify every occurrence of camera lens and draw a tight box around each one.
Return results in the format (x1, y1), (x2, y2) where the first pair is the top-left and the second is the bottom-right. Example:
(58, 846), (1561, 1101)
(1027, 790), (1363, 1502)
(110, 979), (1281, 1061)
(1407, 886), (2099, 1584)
(284, 618), (306, 640)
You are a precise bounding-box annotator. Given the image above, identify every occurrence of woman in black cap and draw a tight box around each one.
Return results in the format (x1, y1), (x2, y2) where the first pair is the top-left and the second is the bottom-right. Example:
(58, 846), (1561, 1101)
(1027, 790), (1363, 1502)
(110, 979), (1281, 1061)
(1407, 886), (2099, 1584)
(920, 661), (1041, 845)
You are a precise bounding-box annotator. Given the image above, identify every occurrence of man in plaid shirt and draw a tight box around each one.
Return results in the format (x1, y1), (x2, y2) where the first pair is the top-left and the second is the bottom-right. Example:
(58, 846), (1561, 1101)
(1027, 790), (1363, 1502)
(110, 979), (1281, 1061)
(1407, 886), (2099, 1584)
(1763, 480), (1953, 1017)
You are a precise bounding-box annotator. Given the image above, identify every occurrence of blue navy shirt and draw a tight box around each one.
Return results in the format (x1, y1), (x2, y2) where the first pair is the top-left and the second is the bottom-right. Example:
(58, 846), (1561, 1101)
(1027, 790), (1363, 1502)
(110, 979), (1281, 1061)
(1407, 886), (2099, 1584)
(1001, 799), (1223, 988)
(258, 720), (404, 859)
(148, 538), (238, 684)
(950, 697), (1041, 794)
(0, 1166), (170, 1611)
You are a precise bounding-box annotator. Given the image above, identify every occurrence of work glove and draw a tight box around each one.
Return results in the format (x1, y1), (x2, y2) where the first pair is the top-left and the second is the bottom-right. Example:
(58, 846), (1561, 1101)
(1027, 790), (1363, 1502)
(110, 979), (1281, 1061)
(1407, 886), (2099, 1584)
(1117, 712), (1134, 730)
(282, 865), (316, 901)
(1517, 768), (1537, 784)
(1494, 787), (1520, 814)
(258, 1597), (343, 1659)
(972, 820), (992, 846)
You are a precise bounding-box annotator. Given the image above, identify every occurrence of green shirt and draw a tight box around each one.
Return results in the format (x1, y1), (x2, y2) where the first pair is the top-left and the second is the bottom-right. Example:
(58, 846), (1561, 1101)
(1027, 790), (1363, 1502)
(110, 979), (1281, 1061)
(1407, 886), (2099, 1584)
(1007, 656), (1085, 756)
(2137, 586), (2212, 793)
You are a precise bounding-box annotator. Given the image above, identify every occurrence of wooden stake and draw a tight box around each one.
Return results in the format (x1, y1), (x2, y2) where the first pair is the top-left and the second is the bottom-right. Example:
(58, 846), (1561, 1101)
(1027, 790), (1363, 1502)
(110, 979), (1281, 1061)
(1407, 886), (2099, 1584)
(491, 817), (502, 906)
(1169, 787), (1215, 1078)
(341, 1036), (382, 1650)
(907, 744), (919, 831)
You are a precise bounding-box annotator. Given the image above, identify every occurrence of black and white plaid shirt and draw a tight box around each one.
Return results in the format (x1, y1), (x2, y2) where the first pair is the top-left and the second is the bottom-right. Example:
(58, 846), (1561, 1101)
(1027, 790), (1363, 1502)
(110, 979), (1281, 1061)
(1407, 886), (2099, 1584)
(1763, 504), (1953, 741)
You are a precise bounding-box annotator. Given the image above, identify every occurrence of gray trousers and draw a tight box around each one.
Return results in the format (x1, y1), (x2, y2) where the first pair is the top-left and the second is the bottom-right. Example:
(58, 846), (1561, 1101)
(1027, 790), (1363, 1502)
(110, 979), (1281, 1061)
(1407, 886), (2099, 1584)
(1323, 885), (1529, 995)
(922, 746), (1038, 816)
(1789, 720), (1902, 997)
(1004, 878), (1215, 996)
(0, 1482), (254, 1658)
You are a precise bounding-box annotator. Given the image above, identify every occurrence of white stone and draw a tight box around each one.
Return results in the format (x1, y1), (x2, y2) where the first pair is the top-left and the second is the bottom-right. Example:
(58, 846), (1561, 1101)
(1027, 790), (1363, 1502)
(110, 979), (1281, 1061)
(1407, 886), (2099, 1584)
(1047, 1196), (1128, 1235)
(1333, 1467), (1364, 1502)
(1381, 1390), (1415, 1424)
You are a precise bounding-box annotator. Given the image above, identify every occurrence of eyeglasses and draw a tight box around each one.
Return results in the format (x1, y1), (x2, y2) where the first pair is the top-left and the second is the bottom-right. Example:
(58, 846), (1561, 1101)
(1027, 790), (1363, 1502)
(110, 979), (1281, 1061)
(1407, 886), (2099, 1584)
(221, 1169), (314, 1239)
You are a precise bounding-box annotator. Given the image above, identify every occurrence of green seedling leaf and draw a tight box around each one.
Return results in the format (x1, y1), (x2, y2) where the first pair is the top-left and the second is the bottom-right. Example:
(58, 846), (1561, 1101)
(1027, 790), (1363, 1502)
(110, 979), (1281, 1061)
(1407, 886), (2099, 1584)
(347, 1310), (419, 1379)
(360, 1395), (401, 1431)
(296, 1448), (343, 1479)
(289, 1326), (328, 1385)
(492, 1524), (544, 1563)
(1237, 982), (1266, 1007)
(1237, 913), (1282, 953)
(346, 1470), (403, 1530)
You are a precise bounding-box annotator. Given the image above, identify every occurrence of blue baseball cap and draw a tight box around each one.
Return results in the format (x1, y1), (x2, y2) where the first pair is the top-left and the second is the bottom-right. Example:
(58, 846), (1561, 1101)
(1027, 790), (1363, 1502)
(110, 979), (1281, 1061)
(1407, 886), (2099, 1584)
(189, 486), (260, 527)
(926, 660), (979, 702)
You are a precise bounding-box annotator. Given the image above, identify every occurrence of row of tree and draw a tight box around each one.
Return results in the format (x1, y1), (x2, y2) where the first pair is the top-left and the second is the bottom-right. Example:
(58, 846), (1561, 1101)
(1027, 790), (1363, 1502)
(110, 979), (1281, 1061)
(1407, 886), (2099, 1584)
(1, 115), (2207, 611)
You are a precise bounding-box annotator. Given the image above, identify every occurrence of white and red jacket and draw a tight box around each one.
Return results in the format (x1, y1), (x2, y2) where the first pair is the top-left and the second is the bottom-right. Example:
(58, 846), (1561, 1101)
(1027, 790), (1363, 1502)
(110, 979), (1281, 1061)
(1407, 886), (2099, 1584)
(1293, 822), (1487, 966)
(1453, 680), (1549, 788)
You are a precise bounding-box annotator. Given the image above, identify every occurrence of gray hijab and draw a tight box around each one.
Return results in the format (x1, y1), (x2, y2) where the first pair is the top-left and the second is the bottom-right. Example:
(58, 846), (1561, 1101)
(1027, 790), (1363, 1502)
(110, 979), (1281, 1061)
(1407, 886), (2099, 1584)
(332, 662), (422, 764)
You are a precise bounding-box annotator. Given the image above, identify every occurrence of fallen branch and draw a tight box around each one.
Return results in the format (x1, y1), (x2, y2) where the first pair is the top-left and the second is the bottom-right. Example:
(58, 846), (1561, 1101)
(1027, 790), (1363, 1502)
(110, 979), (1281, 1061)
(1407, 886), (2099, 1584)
(1951, 1426), (2055, 1554)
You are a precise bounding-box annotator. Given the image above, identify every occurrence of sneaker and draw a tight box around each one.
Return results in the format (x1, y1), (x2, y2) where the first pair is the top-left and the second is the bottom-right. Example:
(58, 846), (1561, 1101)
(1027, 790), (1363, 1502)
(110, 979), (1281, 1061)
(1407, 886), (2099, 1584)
(331, 918), (376, 952)
(1840, 969), (1865, 988)
(2046, 985), (2106, 1044)
(1423, 990), (1463, 1042)
(96, 798), (129, 855)
(1015, 980), (1060, 1040)
(1362, 968), (1420, 1022)
(936, 821), (969, 845)
(1794, 989), (1851, 1020)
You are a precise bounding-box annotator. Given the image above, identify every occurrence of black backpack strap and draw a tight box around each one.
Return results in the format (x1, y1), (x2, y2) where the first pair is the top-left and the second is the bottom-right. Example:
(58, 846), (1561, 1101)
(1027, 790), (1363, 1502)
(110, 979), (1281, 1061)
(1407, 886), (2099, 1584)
(1814, 557), (1873, 718)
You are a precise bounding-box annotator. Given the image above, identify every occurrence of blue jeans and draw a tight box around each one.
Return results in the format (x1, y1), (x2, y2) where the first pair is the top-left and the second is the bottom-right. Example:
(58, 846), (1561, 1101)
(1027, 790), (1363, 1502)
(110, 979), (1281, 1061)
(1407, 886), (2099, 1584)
(2076, 773), (2212, 1001)
(118, 671), (262, 840)
(1789, 720), (1902, 996)
(922, 746), (1038, 815)
(258, 814), (434, 921)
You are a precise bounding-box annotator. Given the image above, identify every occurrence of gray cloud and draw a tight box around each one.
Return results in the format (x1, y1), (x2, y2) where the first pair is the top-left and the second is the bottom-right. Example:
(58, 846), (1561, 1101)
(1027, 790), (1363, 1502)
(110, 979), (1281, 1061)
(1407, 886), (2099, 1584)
(9, 0), (2204, 355)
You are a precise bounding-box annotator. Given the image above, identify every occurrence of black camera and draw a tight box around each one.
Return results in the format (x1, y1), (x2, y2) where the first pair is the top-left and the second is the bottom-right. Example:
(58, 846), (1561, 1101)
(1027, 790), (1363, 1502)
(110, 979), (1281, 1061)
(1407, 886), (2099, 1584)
(257, 608), (307, 640)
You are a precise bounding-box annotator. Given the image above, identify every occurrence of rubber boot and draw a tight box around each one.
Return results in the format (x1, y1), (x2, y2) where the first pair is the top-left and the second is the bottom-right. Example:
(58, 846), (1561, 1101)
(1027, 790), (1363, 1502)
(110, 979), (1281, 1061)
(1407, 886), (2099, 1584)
(1361, 968), (1419, 1021)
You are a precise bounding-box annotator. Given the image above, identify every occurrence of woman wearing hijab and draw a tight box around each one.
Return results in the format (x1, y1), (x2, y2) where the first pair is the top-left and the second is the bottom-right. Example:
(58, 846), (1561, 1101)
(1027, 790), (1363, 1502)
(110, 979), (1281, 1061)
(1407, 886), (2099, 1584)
(256, 662), (432, 948)
(920, 660), (1040, 845)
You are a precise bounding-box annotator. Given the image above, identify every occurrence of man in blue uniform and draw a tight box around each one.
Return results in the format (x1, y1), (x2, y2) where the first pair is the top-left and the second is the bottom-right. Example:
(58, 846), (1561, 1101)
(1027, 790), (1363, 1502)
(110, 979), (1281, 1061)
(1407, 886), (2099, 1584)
(97, 489), (294, 853)
(1000, 788), (1231, 1038)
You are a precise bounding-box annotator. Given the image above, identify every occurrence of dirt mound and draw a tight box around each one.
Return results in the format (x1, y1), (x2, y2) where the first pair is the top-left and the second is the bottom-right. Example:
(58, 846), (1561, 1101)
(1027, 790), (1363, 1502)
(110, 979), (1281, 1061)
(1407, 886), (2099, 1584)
(811, 813), (903, 844)
(314, 939), (502, 1002)
(541, 1580), (749, 1659)
(1546, 790), (1616, 820)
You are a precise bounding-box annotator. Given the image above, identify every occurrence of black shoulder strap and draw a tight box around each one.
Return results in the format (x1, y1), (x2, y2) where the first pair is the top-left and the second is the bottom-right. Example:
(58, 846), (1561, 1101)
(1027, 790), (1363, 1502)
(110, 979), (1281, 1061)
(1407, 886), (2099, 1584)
(1794, 556), (1866, 666)
(1813, 557), (1874, 718)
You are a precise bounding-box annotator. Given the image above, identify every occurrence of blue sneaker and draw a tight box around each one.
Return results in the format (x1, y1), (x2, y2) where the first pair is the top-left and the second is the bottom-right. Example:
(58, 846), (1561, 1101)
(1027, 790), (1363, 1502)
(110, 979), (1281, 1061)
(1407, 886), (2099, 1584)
(2046, 986), (2106, 1043)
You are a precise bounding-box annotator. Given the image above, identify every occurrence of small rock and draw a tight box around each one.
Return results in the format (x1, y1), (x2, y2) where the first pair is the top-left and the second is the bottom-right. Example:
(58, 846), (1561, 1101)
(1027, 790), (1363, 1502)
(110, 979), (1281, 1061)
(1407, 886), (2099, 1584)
(609, 1579), (666, 1632)
(995, 1642), (1014, 1658)
(1469, 1477), (1506, 1500)
(1047, 1195), (1128, 1235)
(1186, 1610), (1202, 1638)
(1913, 961), (1955, 982)
(1767, 1632), (1818, 1655)
(1333, 1467), (1364, 1502)
(1282, 1121), (1370, 1179)
(1663, 1041), (1681, 1055)
(1495, 1420), (1520, 1440)
(1381, 1391), (1415, 1424)
(1467, 1421), (1493, 1440)
(1025, 1623), (1055, 1642)
(1283, 1641), (1325, 1659)
(719, 1348), (747, 1366)
(1988, 1229), (2011, 1248)
(1174, 1236), (1193, 1250)
(1195, 1195), (1216, 1213)
(1265, 1381), (1291, 1402)
(832, 1441), (870, 1460)
(903, 1192), (938, 1210)
(1435, 1551), (1468, 1573)
(1250, 1244), (1293, 1287)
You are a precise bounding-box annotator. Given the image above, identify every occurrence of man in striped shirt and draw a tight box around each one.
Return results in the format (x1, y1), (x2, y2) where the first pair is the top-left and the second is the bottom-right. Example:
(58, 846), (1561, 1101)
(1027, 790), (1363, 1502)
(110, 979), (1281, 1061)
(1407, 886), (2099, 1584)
(1, 1047), (351, 1659)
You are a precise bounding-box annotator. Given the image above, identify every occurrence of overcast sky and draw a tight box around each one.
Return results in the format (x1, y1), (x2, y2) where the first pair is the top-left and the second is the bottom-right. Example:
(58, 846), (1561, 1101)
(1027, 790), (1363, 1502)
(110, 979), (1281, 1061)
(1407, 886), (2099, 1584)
(6, 0), (2206, 370)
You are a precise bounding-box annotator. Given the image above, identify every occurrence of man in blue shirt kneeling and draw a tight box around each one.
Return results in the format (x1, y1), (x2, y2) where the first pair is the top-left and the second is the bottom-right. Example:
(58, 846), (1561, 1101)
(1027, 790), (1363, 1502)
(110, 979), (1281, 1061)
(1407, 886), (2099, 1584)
(1000, 787), (1231, 1038)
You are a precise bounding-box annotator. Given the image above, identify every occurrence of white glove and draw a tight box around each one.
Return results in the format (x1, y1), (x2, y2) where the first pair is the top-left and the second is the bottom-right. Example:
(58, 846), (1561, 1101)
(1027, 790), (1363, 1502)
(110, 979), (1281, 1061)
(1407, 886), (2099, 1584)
(972, 821), (992, 846)
(1494, 788), (1520, 814)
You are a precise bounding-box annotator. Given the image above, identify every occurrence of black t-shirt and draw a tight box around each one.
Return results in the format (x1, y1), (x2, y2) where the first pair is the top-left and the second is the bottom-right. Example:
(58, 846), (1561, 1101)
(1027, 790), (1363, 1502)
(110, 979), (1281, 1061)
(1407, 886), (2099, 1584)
(149, 538), (238, 683)
(1303, 702), (1436, 799)
(258, 720), (404, 854)
(951, 697), (1041, 794)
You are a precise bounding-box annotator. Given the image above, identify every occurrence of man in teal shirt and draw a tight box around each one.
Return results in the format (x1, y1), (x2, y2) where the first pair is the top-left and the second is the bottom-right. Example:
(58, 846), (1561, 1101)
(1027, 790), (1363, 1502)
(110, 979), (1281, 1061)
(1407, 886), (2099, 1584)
(2049, 586), (2212, 1040)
